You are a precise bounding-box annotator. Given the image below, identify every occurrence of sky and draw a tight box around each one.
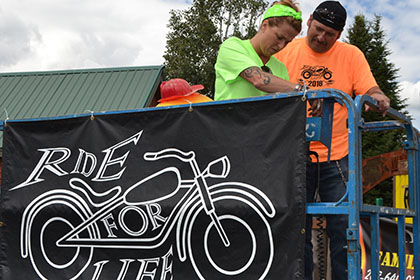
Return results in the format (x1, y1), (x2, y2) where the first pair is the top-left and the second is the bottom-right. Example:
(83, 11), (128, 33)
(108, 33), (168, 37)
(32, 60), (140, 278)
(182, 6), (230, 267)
(0, 0), (419, 128)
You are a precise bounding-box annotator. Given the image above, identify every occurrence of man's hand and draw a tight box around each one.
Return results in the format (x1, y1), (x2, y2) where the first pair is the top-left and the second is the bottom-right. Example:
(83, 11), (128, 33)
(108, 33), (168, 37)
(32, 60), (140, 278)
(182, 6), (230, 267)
(365, 87), (390, 117)
(309, 99), (322, 117)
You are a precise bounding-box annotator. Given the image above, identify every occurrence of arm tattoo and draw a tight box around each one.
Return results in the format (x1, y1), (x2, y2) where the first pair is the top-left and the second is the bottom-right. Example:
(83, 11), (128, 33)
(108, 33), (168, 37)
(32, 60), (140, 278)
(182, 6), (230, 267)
(262, 71), (271, 85)
(243, 67), (271, 85)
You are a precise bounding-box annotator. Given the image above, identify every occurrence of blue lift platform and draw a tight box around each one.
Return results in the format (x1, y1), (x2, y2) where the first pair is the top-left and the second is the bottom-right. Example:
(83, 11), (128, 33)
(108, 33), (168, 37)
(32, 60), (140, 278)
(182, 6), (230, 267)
(300, 88), (420, 280)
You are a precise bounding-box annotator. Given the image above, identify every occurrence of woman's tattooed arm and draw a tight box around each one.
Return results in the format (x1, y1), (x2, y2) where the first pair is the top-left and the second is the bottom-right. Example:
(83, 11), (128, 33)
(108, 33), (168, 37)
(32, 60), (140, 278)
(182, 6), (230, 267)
(242, 67), (271, 85)
(239, 66), (295, 93)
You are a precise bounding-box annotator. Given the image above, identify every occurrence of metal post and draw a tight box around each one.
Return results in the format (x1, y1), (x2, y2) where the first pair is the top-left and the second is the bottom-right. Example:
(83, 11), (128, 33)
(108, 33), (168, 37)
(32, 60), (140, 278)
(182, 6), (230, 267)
(370, 213), (380, 279)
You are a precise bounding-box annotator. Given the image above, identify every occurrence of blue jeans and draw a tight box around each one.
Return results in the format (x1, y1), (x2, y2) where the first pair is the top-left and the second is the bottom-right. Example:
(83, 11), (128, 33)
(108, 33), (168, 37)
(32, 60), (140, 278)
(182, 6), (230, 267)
(304, 156), (348, 280)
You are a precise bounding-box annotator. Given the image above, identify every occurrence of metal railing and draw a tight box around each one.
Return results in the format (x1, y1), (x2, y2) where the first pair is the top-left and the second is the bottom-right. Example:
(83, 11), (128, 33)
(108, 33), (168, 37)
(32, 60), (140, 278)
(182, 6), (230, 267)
(301, 89), (420, 280)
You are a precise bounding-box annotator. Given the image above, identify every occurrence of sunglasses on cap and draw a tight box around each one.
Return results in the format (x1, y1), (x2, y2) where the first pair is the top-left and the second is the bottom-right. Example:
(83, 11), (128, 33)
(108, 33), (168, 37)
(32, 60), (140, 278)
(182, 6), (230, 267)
(314, 7), (345, 26)
(261, 65), (272, 74)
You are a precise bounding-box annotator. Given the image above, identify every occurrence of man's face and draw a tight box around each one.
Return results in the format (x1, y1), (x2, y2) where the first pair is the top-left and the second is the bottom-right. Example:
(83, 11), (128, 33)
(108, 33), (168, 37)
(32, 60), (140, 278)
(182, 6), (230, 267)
(260, 20), (299, 58)
(306, 16), (341, 53)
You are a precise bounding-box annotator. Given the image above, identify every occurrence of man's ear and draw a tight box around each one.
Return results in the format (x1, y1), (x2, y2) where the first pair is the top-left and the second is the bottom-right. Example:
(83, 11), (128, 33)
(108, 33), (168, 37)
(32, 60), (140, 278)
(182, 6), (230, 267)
(307, 14), (313, 28)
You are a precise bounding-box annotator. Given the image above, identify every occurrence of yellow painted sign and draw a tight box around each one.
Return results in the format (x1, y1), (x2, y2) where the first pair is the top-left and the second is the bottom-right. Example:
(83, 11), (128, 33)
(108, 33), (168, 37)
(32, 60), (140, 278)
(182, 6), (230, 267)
(394, 174), (412, 224)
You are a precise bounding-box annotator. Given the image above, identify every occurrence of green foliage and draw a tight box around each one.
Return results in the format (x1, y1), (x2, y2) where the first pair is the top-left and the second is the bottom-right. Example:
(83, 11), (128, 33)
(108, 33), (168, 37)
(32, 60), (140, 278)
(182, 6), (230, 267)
(364, 178), (394, 206)
(346, 15), (409, 206)
(163, 0), (268, 97)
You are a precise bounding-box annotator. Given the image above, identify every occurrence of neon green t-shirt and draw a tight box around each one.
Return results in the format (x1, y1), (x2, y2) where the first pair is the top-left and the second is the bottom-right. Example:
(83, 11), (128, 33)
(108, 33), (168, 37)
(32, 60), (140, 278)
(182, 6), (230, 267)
(214, 37), (289, 101)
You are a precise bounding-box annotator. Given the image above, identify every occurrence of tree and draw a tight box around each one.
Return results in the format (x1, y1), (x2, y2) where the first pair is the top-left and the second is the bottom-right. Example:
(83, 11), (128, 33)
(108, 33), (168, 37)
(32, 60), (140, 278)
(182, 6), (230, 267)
(163, 0), (268, 97)
(346, 15), (409, 205)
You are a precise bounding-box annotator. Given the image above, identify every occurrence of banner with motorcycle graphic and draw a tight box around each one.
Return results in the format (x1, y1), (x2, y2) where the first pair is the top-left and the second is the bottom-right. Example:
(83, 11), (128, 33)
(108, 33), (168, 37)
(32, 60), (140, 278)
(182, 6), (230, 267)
(0, 96), (307, 280)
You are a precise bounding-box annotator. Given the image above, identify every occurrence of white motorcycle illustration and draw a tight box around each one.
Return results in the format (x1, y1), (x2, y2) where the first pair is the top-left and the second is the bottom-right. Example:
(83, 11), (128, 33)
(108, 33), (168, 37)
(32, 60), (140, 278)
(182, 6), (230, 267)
(20, 148), (276, 279)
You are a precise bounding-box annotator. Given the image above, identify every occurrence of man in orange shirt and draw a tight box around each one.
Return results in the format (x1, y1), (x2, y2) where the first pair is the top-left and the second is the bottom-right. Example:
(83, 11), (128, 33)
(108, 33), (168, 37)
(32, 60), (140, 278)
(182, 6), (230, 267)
(275, 1), (390, 279)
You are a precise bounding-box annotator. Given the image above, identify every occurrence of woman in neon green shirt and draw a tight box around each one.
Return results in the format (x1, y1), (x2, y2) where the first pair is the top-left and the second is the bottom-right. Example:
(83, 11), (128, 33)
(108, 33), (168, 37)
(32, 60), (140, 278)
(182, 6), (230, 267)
(214, 0), (303, 100)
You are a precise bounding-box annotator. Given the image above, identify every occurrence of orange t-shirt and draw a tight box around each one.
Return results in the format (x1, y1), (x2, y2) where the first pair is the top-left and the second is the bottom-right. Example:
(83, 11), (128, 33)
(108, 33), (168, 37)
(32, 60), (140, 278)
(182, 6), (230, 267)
(156, 93), (213, 107)
(275, 38), (378, 162)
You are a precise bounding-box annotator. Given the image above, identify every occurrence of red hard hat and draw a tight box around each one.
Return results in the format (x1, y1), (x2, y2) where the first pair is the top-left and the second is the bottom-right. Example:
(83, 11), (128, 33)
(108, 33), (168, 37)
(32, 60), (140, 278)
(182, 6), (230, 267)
(159, 78), (204, 102)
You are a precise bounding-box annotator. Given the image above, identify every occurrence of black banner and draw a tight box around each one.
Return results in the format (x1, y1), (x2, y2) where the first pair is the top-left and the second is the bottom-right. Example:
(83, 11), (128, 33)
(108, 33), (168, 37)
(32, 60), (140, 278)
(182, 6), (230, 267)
(361, 218), (415, 280)
(0, 97), (307, 279)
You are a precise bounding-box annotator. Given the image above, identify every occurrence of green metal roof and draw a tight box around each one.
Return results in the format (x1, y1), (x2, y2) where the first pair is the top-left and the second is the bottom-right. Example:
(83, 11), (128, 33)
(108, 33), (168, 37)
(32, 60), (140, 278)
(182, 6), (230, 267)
(0, 65), (165, 147)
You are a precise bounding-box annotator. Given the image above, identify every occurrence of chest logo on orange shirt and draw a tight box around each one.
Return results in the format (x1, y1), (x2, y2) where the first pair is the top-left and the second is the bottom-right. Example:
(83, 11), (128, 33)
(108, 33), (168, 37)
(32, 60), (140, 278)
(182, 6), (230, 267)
(300, 65), (334, 87)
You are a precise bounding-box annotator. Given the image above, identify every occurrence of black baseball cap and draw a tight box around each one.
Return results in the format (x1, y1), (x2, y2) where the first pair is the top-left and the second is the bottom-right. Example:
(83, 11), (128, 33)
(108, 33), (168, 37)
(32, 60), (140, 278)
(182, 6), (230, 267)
(313, 1), (347, 31)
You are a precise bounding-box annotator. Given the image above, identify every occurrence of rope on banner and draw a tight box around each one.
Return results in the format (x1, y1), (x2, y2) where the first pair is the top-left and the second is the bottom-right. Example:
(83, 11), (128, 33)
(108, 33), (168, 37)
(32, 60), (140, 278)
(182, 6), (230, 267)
(300, 79), (308, 102)
(4, 108), (9, 127)
(184, 99), (194, 112)
(85, 110), (95, 120)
